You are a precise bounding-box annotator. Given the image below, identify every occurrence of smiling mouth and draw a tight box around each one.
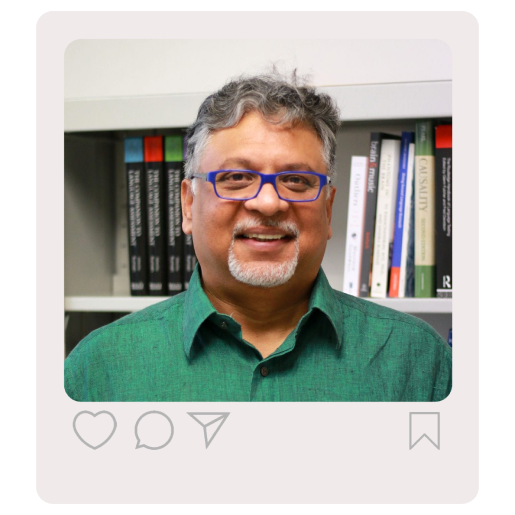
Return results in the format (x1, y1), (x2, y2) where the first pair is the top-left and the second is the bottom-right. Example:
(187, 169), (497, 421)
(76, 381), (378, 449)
(232, 218), (300, 245)
(238, 233), (293, 242)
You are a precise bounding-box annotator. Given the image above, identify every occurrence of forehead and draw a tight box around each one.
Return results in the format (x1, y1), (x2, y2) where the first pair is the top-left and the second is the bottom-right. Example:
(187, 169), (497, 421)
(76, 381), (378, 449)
(200, 111), (326, 173)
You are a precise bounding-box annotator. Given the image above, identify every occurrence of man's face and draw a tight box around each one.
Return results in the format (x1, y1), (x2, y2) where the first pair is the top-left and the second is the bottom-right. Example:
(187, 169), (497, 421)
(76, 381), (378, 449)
(182, 111), (336, 291)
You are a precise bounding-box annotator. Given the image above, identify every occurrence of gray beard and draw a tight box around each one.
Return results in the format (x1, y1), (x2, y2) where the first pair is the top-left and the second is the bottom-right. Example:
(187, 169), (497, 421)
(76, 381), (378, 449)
(227, 218), (300, 288)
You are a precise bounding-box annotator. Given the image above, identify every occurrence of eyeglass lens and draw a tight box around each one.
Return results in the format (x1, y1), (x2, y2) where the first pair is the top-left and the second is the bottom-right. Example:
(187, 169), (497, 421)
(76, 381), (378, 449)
(214, 171), (321, 201)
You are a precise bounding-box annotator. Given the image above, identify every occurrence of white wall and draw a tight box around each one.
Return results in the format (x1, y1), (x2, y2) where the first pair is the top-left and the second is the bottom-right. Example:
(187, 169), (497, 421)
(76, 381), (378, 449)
(64, 39), (451, 100)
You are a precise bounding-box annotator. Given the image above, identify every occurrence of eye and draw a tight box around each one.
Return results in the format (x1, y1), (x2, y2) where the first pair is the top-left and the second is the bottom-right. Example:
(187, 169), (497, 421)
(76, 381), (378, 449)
(215, 171), (257, 191)
(279, 173), (316, 190)
(217, 171), (255, 183)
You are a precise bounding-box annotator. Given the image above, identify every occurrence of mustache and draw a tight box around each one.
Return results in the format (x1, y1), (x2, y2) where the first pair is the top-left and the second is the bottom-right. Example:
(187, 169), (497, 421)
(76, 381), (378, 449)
(232, 217), (300, 238)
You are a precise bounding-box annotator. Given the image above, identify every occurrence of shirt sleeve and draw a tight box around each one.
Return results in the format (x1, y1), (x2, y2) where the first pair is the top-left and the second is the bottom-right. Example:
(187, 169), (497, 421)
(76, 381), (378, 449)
(432, 345), (452, 401)
(64, 347), (84, 402)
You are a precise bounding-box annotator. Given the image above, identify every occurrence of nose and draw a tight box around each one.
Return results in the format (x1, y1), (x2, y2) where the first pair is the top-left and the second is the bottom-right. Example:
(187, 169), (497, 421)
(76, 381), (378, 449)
(243, 182), (289, 217)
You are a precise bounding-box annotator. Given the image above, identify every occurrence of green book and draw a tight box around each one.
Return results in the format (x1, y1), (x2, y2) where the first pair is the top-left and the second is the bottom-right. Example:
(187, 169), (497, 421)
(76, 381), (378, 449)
(164, 135), (184, 295)
(414, 121), (436, 297)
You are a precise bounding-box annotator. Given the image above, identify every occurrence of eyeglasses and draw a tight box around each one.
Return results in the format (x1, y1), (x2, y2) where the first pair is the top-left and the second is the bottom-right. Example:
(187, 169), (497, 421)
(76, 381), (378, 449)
(191, 169), (331, 202)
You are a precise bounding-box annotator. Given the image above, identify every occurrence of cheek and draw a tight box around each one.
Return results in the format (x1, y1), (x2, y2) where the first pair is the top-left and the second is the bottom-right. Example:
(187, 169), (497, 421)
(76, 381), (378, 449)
(191, 200), (239, 254)
(298, 209), (331, 251)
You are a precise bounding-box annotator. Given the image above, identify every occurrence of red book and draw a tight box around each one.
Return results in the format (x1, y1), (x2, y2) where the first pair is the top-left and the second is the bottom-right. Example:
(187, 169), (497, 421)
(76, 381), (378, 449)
(144, 136), (166, 295)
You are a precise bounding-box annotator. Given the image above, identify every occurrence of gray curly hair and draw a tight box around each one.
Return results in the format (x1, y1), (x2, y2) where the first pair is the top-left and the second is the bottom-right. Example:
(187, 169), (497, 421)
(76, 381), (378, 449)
(184, 69), (341, 193)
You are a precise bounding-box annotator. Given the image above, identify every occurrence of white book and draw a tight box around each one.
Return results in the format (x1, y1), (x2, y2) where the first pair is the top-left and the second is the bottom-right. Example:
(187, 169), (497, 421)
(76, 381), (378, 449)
(343, 156), (368, 296)
(398, 142), (415, 298)
(370, 139), (401, 298)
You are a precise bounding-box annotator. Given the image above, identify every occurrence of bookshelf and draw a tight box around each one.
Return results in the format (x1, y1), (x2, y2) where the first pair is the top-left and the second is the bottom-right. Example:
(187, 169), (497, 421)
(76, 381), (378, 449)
(64, 80), (452, 347)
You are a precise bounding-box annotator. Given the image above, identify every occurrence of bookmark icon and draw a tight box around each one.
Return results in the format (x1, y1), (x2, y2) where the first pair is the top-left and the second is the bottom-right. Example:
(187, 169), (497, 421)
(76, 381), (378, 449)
(409, 412), (440, 450)
(188, 412), (230, 449)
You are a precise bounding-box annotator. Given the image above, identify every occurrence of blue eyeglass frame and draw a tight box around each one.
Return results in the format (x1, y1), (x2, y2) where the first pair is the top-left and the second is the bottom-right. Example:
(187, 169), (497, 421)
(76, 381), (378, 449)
(191, 169), (331, 202)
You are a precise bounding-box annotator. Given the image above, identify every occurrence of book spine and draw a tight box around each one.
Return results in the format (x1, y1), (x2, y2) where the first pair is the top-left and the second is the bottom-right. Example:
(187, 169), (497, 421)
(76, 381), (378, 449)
(164, 135), (184, 295)
(183, 233), (197, 290)
(343, 156), (368, 296)
(398, 142), (415, 298)
(144, 136), (166, 296)
(414, 121), (436, 297)
(370, 139), (401, 298)
(389, 132), (415, 297)
(404, 165), (416, 298)
(182, 134), (196, 289)
(435, 125), (453, 298)
(165, 163), (184, 294)
(359, 133), (382, 297)
(124, 137), (148, 295)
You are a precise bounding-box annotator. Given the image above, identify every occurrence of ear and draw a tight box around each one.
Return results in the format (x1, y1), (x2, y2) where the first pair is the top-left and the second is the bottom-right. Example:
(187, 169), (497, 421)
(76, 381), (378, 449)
(326, 186), (336, 240)
(181, 179), (194, 234)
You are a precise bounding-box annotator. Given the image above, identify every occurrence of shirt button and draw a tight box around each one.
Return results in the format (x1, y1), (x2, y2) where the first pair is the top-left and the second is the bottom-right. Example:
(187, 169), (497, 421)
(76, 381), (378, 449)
(260, 366), (269, 377)
(220, 321), (228, 330)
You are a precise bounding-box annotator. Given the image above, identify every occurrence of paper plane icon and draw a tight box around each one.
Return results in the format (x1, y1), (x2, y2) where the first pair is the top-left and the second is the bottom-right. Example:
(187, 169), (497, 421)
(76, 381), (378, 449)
(188, 412), (230, 449)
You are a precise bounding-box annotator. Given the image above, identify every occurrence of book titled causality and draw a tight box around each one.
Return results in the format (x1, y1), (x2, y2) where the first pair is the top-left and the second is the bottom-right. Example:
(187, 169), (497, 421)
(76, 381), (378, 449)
(343, 156), (368, 296)
(144, 136), (166, 295)
(414, 121), (436, 297)
(124, 137), (148, 296)
(389, 132), (415, 298)
(370, 138), (401, 298)
(435, 124), (452, 298)
(359, 132), (401, 297)
(164, 135), (184, 295)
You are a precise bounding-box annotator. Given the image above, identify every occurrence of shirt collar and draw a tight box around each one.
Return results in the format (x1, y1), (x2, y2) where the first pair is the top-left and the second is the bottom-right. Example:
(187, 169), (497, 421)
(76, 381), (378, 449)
(182, 265), (345, 358)
(305, 267), (345, 348)
(182, 265), (217, 358)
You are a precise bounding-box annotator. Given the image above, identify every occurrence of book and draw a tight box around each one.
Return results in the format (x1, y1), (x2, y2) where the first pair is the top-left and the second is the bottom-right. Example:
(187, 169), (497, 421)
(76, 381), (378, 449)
(182, 134), (197, 289)
(389, 132), (415, 298)
(164, 135), (184, 295)
(183, 234), (197, 290)
(144, 136), (166, 296)
(343, 156), (368, 296)
(414, 121), (436, 297)
(124, 137), (148, 296)
(370, 138), (401, 298)
(404, 172), (416, 297)
(435, 124), (453, 298)
(359, 132), (400, 297)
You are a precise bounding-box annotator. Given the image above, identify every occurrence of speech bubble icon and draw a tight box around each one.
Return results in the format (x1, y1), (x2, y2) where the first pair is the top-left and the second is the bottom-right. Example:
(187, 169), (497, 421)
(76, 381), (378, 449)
(134, 411), (174, 450)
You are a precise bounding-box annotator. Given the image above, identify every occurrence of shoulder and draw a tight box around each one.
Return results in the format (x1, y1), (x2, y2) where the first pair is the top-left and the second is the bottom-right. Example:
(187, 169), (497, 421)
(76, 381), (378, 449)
(332, 289), (451, 356)
(72, 293), (185, 353)
(329, 290), (452, 401)
(64, 293), (186, 400)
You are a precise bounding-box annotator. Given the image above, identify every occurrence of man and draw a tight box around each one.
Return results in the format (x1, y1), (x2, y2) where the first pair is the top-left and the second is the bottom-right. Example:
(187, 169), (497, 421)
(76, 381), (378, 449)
(65, 71), (452, 402)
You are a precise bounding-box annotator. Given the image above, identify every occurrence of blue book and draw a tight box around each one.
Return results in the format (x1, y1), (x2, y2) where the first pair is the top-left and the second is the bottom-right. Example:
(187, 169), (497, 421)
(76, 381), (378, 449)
(389, 131), (415, 297)
(124, 137), (148, 295)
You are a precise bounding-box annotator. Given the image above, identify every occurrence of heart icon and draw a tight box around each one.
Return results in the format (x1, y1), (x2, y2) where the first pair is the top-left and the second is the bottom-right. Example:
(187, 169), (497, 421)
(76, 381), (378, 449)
(73, 411), (117, 450)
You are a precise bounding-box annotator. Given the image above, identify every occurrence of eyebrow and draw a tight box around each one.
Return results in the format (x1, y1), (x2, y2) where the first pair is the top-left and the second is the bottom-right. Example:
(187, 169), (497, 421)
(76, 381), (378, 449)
(216, 158), (317, 172)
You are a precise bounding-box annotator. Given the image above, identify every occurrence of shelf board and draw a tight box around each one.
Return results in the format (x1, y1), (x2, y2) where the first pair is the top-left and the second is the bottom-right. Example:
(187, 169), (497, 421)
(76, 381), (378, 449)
(65, 296), (170, 313)
(65, 81), (452, 132)
(65, 295), (451, 314)
(360, 297), (451, 314)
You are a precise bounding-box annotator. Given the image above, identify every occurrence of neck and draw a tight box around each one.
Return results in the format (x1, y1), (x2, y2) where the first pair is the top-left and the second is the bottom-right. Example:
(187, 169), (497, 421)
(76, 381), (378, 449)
(200, 269), (316, 358)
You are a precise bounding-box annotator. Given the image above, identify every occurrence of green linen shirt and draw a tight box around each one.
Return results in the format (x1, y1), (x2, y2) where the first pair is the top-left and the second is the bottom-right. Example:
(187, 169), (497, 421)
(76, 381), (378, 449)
(65, 266), (452, 402)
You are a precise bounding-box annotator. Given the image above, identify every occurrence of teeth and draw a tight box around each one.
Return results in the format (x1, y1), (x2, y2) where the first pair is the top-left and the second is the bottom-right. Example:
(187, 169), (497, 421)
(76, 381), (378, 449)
(243, 233), (286, 240)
